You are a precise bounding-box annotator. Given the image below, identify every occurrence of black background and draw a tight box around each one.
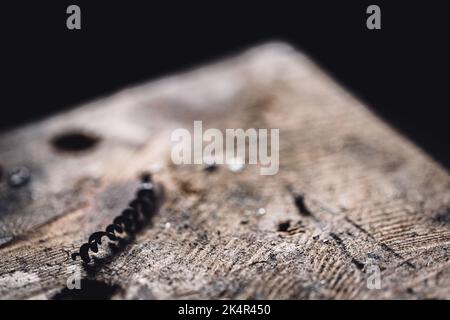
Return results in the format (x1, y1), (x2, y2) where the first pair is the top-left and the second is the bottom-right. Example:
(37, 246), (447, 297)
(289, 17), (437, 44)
(1, 1), (449, 168)
(0, 299), (447, 316)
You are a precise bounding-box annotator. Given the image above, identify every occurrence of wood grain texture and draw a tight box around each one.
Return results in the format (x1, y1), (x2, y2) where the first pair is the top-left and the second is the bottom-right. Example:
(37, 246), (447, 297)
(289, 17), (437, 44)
(1, 43), (450, 299)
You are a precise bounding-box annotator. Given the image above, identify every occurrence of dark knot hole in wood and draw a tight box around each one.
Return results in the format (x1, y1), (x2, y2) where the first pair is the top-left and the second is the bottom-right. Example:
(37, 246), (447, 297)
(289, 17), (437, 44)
(51, 131), (100, 152)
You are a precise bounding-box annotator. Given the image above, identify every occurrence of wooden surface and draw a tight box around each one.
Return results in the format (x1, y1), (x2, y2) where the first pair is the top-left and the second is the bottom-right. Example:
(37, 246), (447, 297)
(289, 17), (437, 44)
(1, 43), (450, 299)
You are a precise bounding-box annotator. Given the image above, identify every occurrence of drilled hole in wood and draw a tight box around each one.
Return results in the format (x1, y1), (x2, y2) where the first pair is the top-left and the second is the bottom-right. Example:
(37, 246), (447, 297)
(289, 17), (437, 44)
(434, 208), (450, 224)
(52, 279), (120, 300)
(51, 131), (100, 152)
(204, 162), (218, 173)
(278, 220), (291, 232)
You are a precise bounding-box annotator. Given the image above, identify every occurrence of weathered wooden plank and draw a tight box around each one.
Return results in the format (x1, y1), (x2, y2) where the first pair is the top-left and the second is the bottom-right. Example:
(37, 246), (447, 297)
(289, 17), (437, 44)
(1, 43), (449, 299)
